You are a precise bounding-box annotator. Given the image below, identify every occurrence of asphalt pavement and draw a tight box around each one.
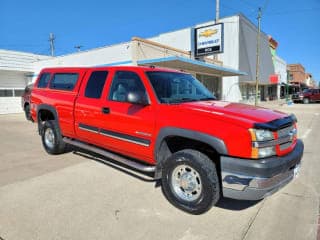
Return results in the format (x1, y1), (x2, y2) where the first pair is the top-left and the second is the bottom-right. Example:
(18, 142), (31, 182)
(0, 103), (319, 240)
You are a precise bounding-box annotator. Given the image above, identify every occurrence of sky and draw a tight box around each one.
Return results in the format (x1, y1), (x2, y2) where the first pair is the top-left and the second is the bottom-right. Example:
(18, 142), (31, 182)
(1, 0), (319, 82)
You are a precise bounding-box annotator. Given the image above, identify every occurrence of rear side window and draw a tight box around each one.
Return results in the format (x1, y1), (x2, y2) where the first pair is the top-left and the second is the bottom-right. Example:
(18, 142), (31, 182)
(37, 73), (51, 88)
(85, 71), (108, 99)
(49, 73), (79, 91)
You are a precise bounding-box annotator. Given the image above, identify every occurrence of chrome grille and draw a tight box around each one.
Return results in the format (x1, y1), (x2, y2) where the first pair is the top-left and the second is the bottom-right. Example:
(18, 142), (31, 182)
(280, 142), (292, 151)
(277, 124), (295, 151)
(277, 125), (294, 138)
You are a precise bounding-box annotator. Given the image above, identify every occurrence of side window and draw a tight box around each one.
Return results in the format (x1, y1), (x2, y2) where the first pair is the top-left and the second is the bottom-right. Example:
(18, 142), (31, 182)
(37, 73), (51, 88)
(85, 71), (108, 99)
(49, 73), (79, 91)
(109, 71), (146, 102)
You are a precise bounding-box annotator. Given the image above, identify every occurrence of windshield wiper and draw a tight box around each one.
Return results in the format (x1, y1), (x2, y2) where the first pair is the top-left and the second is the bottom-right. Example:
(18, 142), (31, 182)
(168, 98), (198, 104)
(199, 97), (216, 101)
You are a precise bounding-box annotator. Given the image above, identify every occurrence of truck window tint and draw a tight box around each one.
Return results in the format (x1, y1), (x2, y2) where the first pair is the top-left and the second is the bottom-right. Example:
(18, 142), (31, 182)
(37, 73), (51, 88)
(109, 71), (146, 102)
(49, 73), (79, 91)
(85, 71), (108, 98)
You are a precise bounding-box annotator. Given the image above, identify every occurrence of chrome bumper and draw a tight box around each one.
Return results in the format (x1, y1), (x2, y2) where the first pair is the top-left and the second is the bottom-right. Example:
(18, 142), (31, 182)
(222, 163), (300, 200)
(221, 140), (303, 200)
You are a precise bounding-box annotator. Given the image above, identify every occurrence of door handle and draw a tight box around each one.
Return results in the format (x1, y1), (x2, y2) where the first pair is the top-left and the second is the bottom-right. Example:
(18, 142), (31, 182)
(102, 107), (110, 114)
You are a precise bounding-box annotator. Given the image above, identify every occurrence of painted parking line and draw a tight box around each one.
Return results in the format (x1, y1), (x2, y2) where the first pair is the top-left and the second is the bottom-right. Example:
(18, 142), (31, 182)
(301, 129), (312, 139)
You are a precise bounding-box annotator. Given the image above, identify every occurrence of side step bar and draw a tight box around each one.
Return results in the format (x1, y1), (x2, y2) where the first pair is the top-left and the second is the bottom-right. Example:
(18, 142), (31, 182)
(63, 137), (156, 173)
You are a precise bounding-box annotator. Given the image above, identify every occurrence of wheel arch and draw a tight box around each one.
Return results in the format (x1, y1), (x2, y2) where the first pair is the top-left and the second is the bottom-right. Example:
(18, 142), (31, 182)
(37, 104), (60, 135)
(154, 127), (228, 179)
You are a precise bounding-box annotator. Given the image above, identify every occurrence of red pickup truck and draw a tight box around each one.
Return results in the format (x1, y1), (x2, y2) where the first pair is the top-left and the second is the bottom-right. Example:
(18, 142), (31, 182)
(31, 66), (304, 214)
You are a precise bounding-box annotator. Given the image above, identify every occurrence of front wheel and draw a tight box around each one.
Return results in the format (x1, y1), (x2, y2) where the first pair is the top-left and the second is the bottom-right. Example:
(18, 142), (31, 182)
(303, 98), (310, 104)
(161, 149), (220, 214)
(41, 120), (66, 155)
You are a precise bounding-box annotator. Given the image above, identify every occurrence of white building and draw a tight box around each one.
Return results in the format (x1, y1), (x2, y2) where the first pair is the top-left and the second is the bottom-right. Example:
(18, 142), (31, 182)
(0, 50), (51, 114)
(273, 55), (287, 99)
(0, 14), (276, 114)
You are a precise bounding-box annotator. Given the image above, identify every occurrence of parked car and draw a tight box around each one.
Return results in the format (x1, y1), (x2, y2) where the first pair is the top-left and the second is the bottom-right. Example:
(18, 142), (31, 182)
(31, 66), (303, 214)
(21, 83), (33, 121)
(292, 88), (320, 104)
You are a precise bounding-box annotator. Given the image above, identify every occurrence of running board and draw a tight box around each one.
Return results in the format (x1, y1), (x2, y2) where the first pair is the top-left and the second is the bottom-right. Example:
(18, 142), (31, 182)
(63, 137), (156, 173)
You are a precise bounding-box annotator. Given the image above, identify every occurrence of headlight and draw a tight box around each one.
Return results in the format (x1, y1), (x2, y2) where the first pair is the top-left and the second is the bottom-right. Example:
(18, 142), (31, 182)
(249, 128), (276, 159)
(257, 146), (276, 158)
(250, 129), (274, 141)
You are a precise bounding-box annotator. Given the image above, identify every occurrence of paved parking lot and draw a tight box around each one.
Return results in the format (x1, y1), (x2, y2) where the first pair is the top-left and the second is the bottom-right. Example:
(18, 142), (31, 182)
(0, 103), (319, 240)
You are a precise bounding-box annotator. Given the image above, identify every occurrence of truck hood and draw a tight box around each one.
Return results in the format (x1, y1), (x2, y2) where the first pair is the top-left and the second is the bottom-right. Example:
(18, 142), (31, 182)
(180, 101), (288, 126)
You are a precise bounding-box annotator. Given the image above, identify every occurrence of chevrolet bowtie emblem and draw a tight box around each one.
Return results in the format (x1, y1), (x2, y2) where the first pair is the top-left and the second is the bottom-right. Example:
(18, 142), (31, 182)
(199, 29), (218, 37)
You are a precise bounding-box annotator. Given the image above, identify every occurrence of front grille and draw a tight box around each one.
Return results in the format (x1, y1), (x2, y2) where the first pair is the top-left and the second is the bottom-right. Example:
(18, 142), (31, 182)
(277, 125), (295, 151)
(280, 142), (292, 151)
(277, 125), (294, 138)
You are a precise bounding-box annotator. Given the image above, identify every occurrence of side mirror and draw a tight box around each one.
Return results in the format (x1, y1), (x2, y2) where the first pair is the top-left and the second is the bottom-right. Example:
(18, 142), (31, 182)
(127, 91), (149, 106)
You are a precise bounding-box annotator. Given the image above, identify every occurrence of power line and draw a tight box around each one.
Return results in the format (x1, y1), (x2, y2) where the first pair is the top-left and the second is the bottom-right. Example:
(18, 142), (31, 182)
(264, 7), (320, 16)
(262, 0), (270, 12)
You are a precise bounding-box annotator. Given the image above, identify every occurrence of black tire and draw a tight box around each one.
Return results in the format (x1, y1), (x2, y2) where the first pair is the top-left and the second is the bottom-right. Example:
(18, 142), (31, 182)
(24, 104), (31, 121)
(41, 120), (66, 155)
(303, 98), (309, 104)
(161, 149), (220, 214)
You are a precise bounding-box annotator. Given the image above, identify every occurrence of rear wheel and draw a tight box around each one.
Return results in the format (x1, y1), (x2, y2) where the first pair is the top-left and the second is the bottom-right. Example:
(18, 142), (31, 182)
(41, 120), (66, 154)
(303, 98), (310, 104)
(24, 104), (31, 120)
(161, 149), (220, 214)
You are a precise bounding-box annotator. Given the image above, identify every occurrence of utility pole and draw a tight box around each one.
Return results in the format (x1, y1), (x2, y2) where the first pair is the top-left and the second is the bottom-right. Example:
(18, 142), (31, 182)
(215, 0), (220, 23)
(49, 33), (55, 57)
(255, 8), (262, 106)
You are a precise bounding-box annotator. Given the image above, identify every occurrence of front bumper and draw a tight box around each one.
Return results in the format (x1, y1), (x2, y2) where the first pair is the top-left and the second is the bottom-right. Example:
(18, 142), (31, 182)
(221, 139), (304, 200)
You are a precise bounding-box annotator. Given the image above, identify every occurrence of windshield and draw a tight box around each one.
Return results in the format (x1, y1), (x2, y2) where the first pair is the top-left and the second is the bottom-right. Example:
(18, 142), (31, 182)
(302, 89), (311, 93)
(146, 71), (215, 103)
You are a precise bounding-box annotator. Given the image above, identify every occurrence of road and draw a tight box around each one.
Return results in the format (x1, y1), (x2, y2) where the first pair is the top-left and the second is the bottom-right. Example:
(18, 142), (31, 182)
(0, 103), (319, 240)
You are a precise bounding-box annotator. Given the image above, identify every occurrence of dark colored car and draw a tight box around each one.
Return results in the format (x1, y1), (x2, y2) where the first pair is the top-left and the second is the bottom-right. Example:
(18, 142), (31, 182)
(292, 88), (320, 104)
(21, 83), (33, 121)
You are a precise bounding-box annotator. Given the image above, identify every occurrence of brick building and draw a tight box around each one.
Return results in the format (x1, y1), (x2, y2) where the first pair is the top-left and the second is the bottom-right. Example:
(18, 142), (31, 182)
(288, 64), (306, 84)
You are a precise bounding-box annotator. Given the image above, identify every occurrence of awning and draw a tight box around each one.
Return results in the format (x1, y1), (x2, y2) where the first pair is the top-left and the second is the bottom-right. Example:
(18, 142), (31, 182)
(137, 56), (246, 77)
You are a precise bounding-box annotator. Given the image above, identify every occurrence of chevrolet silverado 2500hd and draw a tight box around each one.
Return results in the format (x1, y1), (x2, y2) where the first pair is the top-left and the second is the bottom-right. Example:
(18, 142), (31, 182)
(31, 66), (304, 214)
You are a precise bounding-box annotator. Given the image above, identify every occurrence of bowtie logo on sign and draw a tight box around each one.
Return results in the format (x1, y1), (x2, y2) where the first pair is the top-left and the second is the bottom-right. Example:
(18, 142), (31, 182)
(199, 29), (218, 38)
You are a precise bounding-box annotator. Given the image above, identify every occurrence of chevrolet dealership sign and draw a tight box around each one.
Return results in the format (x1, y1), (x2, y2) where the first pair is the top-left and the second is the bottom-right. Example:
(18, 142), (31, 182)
(195, 23), (223, 57)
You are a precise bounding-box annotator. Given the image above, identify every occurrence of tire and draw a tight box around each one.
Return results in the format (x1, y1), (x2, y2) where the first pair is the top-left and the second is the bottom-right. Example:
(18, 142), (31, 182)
(303, 98), (309, 104)
(161, 149), (220, 214)
(41, 120), (66, 155)
(24, 104), (31, 121)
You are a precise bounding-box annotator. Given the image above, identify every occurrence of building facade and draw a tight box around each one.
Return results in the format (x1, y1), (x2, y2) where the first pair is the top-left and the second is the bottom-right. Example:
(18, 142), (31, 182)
(1, 14), (278, 114)
(288, 64), (306, 84)
(0, 50), (51, 114)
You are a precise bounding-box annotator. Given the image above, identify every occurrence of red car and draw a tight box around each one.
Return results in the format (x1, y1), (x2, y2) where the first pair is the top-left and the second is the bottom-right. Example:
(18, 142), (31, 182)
(292, 88), (320, 104)
(21, 83), (33, 121)
(31, 66), (303, 214)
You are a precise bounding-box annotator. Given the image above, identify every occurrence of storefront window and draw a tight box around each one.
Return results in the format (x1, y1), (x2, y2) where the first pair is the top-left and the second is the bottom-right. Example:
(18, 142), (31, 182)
(0, 89), (13, 97)
(196, 74), (222, 100)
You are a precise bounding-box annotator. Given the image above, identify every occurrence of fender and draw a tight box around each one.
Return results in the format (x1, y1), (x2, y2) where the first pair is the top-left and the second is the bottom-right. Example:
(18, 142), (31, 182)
(154, 127), (228, 179)
(37, 104), (60, 135)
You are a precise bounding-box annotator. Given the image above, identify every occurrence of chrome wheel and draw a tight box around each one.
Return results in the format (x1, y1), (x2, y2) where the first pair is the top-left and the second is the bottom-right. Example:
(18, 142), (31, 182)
(44, 128), (55, 149)
(170, 164), (202, 202)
